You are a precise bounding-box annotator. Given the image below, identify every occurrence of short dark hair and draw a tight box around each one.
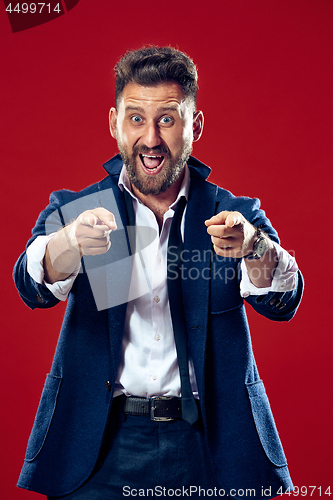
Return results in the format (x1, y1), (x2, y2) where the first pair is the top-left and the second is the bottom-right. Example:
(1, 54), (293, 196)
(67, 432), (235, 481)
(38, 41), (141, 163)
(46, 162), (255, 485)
(114, 46), (198, 109)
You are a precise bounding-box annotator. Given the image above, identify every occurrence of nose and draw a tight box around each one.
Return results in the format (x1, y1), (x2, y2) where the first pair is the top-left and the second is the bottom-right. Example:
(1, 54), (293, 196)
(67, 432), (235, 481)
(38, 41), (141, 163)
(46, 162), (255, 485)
(141, 121), (162, 149)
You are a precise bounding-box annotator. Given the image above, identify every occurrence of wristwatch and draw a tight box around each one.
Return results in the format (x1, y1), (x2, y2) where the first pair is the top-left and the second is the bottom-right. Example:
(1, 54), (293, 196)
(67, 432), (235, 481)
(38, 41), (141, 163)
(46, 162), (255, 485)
(244, 226), (267, 260)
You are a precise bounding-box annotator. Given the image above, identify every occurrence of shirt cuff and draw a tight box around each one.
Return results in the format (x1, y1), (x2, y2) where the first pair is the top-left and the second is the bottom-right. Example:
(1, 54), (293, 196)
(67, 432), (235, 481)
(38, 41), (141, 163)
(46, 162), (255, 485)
(240, 241), (298, 298)
(26, 234), (81, 301)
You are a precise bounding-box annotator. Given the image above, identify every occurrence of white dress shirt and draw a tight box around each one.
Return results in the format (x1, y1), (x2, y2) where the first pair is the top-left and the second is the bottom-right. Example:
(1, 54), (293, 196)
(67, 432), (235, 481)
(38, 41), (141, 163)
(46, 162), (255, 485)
(26, 164), (298, 399)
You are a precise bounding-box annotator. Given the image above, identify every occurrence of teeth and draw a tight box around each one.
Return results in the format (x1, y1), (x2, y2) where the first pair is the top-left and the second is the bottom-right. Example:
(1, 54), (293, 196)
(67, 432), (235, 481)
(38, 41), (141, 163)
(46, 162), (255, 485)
(141, 155), (162, 158)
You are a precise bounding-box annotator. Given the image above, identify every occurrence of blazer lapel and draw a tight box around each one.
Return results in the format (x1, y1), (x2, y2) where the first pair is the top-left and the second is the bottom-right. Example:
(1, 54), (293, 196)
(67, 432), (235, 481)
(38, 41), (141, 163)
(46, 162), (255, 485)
(98, 175), (132, 382)
(182, 174), (218, 387)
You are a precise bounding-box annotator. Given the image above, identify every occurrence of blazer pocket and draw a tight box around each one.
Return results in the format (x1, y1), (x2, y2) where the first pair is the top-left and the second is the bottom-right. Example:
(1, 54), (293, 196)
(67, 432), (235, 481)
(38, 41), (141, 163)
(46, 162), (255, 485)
(246, 380), (287, 467)
(24, 374), (62, 462)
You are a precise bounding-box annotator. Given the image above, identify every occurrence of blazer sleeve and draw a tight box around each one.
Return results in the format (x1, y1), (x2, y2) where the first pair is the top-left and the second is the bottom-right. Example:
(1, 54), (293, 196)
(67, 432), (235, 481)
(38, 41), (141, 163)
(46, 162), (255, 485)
(13, 190), (68, 310)
(216, 191), (304, 322)
(244, 270), (304, 321)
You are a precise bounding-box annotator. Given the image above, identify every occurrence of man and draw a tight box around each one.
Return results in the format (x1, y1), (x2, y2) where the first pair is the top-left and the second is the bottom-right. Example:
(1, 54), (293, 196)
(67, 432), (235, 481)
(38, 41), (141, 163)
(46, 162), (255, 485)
(14, 46), (303, 499)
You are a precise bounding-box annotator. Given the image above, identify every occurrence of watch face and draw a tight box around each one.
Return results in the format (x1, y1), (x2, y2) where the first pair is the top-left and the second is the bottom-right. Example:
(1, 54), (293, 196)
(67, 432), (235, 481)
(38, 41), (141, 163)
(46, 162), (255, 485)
(252, 235), (267, 258)
(257, 239), (267, 254)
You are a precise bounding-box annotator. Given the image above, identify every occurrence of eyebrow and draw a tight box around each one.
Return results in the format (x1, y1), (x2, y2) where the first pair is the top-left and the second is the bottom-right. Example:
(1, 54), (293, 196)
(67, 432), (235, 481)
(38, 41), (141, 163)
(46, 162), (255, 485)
(125, 106), (145, 112)
(124, 105), (179, 113)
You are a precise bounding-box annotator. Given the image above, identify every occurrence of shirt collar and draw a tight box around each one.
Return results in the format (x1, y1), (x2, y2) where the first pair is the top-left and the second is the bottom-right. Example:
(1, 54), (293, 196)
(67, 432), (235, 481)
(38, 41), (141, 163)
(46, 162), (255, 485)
(118, 163), (190, 209)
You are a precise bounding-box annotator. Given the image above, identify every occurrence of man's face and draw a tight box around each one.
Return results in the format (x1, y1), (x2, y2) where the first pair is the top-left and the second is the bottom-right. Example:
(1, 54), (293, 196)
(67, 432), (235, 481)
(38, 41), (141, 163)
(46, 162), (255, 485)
(109, 82), (203, 196)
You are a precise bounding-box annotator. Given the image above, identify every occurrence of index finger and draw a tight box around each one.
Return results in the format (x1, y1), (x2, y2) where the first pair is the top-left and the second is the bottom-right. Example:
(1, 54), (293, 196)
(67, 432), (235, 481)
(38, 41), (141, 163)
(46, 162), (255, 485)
(225, 212), (243, 228)
(205, 211), (229, 227)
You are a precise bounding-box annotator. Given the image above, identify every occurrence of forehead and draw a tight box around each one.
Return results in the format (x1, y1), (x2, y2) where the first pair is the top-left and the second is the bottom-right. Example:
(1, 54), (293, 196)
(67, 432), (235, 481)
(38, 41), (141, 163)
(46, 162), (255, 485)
(118, 82), (188, 111)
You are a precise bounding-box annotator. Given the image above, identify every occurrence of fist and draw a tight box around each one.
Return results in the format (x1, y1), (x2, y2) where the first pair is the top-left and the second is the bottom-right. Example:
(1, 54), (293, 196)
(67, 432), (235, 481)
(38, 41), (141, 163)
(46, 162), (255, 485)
(205, 211), (256, 258)
(67, 207), (117, 256)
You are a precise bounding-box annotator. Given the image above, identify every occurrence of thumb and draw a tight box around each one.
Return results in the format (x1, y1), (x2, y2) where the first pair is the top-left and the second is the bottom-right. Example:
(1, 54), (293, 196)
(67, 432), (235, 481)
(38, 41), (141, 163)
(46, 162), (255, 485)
(80, 212), (99, 227)
(97, 214), (117, 230)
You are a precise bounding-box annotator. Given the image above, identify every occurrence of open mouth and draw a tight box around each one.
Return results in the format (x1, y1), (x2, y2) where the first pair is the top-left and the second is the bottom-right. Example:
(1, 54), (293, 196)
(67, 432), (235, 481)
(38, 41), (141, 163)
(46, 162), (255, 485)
(139, 153), (165, 174)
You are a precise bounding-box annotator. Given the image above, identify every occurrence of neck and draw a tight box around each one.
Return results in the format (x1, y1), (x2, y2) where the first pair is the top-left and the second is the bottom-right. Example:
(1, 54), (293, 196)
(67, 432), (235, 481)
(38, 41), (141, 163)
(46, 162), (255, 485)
(131, 171), (184, 229)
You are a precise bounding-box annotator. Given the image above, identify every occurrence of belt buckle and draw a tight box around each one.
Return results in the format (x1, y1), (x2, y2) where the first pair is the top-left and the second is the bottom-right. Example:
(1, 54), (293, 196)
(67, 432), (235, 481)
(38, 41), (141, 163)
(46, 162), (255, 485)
(150, 396), (174, 421)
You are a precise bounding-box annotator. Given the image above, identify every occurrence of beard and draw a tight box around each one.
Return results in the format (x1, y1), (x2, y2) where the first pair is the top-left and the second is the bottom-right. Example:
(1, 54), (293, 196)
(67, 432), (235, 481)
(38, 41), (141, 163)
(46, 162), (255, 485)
(116, 131), (192, 196)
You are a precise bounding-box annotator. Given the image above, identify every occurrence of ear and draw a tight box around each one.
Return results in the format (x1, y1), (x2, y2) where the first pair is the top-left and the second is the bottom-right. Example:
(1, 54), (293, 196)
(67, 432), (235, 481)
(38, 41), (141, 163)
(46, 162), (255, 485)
(109, 107), (117, 139)
(193, 111), (204, 142)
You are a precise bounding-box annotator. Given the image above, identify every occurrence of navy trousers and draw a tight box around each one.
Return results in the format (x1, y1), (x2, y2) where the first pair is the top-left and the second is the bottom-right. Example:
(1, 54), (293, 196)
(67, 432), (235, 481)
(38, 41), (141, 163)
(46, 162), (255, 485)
(47, 396), (219, 499)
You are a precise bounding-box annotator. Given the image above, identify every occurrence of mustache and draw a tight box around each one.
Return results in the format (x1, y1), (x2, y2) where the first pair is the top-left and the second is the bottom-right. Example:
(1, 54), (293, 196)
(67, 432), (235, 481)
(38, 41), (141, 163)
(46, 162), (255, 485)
(133, 145), (170, 156)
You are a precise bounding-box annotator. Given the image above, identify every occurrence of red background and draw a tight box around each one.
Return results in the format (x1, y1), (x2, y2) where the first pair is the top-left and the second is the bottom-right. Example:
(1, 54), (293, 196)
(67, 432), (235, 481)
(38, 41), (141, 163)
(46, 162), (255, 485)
(1, 0), (332, 498)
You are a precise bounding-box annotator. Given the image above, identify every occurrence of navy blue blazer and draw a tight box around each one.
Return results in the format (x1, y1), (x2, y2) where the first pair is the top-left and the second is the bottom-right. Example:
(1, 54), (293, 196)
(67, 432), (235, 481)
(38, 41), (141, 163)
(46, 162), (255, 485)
(13, 155), (303, 498)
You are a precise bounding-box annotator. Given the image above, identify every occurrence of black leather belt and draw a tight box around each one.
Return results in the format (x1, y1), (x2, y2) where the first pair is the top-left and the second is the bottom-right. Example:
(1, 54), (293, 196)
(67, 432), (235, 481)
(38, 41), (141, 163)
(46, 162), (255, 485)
(124, 396), (182, 421)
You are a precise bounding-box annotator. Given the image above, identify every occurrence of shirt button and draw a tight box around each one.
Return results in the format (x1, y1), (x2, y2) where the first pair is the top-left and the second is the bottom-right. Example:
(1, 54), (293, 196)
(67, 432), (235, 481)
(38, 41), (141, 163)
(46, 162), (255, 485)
(153, 253), (157, 258)
(155, 334), (161, 341)
(154, 296), (160, 303)
(150, 213), (154, 219)
(152, 375), (158, 381)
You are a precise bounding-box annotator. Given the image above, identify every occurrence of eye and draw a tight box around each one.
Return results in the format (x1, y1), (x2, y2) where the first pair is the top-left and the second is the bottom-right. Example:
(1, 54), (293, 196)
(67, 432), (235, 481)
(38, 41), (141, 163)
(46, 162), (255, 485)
(160, 116), (173, 125)
(131, 115), (142, 123)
